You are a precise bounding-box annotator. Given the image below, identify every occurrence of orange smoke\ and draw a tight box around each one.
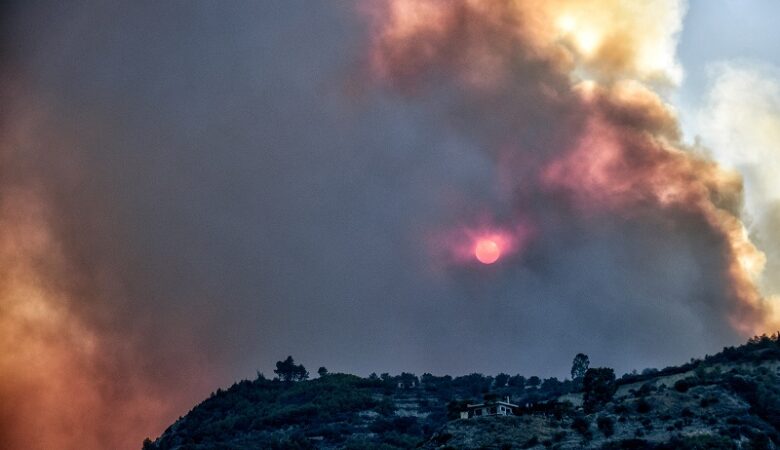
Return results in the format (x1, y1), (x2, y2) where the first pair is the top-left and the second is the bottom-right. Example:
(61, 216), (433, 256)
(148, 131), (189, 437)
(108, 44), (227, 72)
(0, 87), (210, 450)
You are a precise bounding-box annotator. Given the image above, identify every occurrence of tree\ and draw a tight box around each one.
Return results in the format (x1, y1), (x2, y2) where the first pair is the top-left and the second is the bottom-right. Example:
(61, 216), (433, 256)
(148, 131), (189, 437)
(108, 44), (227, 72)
(295, 363), (309, 381)
(571, 353), (590, 380)
(317, 366), (328, 378)
(274, 356), (308, 382)
(508, 375), (526, 388)
(582, 367), (616, 413)
(541, 377), (562, 394)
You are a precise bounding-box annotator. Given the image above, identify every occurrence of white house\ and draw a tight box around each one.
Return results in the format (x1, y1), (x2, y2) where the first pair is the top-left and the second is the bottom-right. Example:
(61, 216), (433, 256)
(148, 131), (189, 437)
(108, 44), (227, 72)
(459, 397), (518, 419)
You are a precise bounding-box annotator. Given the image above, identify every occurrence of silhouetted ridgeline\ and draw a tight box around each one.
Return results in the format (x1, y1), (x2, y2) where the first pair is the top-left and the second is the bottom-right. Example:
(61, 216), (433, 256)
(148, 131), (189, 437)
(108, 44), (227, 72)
(144, 335), (780, 449)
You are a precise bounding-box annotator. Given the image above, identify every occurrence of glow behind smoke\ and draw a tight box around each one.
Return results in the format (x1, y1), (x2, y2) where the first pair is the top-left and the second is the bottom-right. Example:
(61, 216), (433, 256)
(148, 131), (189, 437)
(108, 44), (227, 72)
(366, 0), (780, 335)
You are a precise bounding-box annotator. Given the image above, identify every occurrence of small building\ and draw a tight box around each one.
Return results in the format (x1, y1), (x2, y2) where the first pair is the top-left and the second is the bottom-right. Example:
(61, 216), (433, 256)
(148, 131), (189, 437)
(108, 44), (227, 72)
(460, 397), (518, 419)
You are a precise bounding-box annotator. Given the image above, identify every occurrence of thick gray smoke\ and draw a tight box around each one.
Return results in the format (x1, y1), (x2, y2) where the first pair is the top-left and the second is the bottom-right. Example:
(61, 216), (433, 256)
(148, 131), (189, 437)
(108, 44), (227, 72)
(0, 1), (762, 449)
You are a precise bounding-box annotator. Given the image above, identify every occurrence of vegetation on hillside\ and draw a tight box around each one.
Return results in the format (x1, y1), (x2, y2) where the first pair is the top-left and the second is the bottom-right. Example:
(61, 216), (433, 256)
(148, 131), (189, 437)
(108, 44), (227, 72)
(143, 334), (780, 449)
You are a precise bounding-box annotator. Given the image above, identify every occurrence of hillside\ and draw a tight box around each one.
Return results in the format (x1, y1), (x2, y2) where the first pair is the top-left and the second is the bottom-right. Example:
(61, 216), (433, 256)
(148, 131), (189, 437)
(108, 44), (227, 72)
(144, 335), (780, 449)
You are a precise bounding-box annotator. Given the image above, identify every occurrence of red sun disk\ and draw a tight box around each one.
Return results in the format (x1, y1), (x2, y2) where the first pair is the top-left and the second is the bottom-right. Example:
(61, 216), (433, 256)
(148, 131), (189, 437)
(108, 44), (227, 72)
(475, 239), (501, 264)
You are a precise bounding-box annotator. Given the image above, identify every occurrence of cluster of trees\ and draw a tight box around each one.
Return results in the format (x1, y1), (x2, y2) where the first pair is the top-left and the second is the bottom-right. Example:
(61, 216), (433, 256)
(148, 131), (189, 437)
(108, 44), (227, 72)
(274, 356), (309, 382)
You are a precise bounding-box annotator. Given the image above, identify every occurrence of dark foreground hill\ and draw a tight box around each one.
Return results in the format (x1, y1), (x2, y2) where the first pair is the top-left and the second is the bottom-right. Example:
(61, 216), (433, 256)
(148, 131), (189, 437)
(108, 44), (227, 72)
(143, 335), (780, 449)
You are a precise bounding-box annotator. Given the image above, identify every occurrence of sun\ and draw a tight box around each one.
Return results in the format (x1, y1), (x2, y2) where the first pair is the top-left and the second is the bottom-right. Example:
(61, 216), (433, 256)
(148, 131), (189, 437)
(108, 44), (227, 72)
(475, 239), (501, 264)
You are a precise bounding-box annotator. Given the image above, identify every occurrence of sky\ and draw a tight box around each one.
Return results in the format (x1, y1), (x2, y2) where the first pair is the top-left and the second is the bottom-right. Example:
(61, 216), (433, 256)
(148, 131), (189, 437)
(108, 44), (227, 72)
(677, 0), (780, 134)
